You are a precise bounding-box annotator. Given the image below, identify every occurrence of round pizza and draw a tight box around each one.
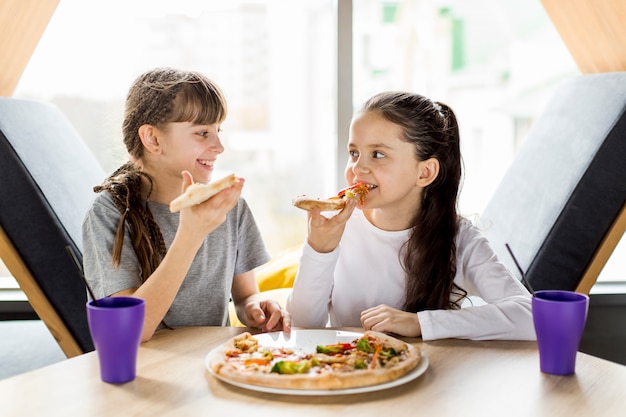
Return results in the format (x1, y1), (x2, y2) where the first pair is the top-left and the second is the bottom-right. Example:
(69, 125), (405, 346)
(207, 330), (422, 391)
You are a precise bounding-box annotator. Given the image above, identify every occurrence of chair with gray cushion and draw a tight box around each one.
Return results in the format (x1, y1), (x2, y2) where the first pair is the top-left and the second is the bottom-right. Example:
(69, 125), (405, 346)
(0, 97), (105, 356)
(480, 71), (626, 293)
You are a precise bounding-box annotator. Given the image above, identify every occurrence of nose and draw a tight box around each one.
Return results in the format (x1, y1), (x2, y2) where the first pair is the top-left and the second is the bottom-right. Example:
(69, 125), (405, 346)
(345, 156), (368, 183)
(351, 155), (370, 174)
(211, 136), (225, 154)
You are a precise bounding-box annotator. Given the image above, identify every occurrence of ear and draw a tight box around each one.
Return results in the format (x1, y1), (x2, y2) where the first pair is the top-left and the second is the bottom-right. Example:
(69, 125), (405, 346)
(416, 158), (440, 187)
(138, 124), (162, 155)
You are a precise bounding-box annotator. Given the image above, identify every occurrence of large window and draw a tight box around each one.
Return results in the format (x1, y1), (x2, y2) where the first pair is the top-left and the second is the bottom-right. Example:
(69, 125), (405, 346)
(4, 0), (623, 285)
(15, 0), (335, 256)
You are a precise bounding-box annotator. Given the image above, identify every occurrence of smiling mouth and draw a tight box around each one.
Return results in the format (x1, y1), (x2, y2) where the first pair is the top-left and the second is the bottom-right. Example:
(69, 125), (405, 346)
(198, 160), (214, 167)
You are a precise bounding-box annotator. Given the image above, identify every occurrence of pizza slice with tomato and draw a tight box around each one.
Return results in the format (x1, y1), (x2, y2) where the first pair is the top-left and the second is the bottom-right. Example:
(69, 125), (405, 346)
(292, 183), (372, 212)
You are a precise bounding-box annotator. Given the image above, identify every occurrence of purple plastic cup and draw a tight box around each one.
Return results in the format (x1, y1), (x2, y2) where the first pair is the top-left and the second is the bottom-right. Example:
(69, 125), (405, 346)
(532, 290), (589, 375)
(87, 297), (145, 383)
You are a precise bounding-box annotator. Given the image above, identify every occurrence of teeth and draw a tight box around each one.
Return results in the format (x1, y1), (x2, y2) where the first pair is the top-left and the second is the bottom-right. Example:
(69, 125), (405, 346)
(366, 184), (377, 190)
(199, 160), (213, 166)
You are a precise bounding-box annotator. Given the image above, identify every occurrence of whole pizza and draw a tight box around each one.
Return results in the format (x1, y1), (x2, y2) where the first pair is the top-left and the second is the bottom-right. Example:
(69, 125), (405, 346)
(208, 330), (422, 390)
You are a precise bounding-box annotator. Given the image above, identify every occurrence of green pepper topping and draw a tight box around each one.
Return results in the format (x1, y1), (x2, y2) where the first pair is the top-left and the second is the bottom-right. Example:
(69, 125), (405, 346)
(356, 338), (374, 353)
(270, 360), (312, 374)
(380, 348), (397, 357)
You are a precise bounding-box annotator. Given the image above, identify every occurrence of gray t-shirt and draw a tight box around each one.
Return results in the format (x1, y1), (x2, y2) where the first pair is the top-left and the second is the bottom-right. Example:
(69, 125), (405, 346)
(82, 192), (270, 327)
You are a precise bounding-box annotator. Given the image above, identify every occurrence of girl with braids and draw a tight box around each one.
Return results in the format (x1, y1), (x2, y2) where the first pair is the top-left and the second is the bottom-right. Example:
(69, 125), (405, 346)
(82, 68), (290, 341)
(287, 92), (534, 340)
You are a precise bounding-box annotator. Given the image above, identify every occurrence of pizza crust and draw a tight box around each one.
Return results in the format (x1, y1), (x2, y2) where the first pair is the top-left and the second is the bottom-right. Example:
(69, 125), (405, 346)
(216, 350), (420, 390)
(291, 195), (346, 212)
(169, 173), (238, 212)
(209, 331), (422, 391)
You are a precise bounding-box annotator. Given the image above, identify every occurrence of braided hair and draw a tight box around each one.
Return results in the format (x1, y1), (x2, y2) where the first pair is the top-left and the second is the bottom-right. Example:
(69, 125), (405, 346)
(360, 92), (467, 312)
(94, 162), (166, 280)
(94, 68), (227, 282)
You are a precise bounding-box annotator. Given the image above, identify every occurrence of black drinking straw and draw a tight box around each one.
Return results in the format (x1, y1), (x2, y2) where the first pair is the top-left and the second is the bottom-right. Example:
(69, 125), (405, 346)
(505, 243), (535, 296)
(65, 245), (99, 306)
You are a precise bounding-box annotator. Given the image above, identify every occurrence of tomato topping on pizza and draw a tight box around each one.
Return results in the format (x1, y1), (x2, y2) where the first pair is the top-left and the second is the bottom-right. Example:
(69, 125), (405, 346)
(336, 183), (370, 205)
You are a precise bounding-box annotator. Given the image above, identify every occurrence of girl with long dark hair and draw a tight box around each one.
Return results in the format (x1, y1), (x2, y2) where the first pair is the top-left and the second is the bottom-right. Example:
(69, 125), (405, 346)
(287, 92), (533, 340)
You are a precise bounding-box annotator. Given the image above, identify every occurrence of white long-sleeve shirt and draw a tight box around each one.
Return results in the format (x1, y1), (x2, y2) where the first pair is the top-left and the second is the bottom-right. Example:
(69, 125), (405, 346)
(286, 210), (535, 341)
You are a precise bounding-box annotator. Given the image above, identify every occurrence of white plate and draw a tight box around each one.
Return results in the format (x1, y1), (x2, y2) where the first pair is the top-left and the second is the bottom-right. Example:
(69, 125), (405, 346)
(205, 329), (429, 396)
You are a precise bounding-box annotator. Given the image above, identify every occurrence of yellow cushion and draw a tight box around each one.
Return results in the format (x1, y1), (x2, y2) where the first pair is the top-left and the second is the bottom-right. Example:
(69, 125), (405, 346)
(228, 302), (242, 327)
(229, 248), (299, 327)
(255, 247), (300, 292)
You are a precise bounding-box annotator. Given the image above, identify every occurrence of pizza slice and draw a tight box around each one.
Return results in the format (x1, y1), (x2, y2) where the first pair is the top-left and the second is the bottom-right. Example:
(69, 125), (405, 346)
(169, 173), (240, 212)
(292, 183), (372, 212)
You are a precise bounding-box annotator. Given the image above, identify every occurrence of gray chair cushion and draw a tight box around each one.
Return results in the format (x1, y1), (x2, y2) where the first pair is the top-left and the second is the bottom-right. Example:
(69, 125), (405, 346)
(480, 72), (626, 291)
(0, 98), (106, 352)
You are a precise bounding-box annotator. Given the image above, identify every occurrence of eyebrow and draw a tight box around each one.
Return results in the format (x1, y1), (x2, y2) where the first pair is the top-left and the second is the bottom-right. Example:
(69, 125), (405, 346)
(348, 142), (395, 150)
(189, 122), (216, 128)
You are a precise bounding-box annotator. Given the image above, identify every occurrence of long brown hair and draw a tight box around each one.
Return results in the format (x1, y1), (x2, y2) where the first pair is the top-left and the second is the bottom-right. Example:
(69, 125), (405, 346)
(94, 68), (228, 281)
(361, 92), (466, 312)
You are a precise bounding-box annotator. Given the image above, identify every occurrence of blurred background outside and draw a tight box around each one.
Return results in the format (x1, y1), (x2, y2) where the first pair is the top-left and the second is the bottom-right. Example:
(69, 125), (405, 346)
(4, 0), (623, 283)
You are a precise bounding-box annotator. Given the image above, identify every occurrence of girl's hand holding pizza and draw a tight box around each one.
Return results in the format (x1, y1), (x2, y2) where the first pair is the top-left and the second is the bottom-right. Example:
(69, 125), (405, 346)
(177, 171), (244, 244)
(306, 198), (356, 253)
(360, 304), (422, 338)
